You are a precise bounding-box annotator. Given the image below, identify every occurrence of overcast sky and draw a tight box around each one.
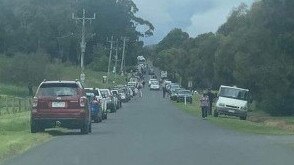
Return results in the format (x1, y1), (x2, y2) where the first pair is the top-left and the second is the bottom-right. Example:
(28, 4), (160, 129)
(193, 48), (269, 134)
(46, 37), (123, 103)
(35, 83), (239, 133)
(133, 0), (255, 45)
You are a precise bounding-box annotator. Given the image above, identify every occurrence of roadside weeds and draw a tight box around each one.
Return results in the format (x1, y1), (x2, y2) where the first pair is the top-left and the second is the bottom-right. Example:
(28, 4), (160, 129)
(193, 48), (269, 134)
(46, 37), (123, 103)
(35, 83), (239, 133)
(174, 95), (294, 135)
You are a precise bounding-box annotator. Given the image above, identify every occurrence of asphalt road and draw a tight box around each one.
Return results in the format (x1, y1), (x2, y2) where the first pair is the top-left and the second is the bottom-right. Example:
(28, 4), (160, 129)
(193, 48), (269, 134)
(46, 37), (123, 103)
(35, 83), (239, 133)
(3, 87), (294, 165)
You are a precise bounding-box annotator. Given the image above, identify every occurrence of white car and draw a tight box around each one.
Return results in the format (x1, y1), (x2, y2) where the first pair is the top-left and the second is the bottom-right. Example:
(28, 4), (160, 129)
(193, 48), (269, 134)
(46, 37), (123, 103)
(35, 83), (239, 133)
(214, 85), (250, 120)
(148, 79), (157, 86)
(150, 81), (160, 90)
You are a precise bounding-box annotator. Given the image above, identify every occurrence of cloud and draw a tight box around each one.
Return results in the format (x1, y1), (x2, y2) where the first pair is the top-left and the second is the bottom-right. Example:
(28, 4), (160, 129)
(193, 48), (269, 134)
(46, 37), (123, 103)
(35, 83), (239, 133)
(133, 0), (255, 45)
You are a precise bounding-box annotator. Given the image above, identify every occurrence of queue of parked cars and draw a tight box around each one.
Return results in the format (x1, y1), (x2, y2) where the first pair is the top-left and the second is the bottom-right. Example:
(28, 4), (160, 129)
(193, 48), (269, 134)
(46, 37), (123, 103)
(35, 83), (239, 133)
(31, 78), (141, 134)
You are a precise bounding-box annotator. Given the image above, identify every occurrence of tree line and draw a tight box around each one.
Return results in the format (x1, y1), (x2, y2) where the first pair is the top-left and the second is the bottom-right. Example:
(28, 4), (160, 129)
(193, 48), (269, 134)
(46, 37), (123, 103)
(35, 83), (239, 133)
(152, 0), (294, 115)
(0, 0), (153, 68)
(0, 0), (153, 86)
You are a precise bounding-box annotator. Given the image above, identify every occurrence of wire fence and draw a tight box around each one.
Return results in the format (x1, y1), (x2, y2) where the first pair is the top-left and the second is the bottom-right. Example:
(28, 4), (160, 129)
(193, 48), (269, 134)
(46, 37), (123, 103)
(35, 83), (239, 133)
(0, 95), (32, 116)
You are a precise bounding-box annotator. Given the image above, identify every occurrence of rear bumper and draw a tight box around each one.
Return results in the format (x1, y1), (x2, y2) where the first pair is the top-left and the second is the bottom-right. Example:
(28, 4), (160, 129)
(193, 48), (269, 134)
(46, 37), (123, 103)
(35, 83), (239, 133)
(31, 109), (88, 129)
(216, 107), (247, 117)
(32, 118), (85, 129)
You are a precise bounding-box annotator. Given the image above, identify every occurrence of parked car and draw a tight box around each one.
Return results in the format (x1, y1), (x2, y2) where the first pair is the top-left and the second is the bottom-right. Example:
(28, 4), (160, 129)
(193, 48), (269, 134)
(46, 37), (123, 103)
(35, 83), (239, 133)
(100, 89), (117, 113)
(176, 90), (193, 104)
(31, 80), (91, 134)
(170, 88), (182, 101)
(167, 83), (180, 94)
(85, 89), (103, 123)
(214, 85), (250, 120)
(150, 80), (160, 90)
(111, 90), (122, 109)
(148, 78), (157, 87)
(85, 88), (107, 120)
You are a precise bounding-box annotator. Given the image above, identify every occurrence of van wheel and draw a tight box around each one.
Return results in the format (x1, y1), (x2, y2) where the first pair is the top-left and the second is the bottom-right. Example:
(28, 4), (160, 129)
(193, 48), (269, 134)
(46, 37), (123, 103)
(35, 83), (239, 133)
(240, 116), (247, 120)
(31, 120), (38, 133)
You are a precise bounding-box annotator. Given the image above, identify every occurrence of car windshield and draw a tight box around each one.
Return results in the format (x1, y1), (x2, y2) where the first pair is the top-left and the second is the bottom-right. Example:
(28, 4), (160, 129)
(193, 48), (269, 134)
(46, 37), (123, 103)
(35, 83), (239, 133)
(219, 87), (249, 101)
(37, 83), (78, 97)
(151, 81), (159, 85)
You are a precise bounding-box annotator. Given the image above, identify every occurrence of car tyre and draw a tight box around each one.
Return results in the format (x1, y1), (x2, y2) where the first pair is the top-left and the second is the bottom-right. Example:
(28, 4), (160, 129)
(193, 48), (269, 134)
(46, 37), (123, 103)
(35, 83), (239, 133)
(81, 122), (89, 134)
(31, 120), (38, 133)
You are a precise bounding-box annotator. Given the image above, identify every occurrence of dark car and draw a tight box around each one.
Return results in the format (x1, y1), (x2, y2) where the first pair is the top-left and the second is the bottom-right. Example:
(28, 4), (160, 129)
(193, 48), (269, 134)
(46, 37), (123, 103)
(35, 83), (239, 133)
(176, 90), (193, 104)
(170, 88), (182, 101)
(85, 90), (103, 123)
(31, 80), (91, 134)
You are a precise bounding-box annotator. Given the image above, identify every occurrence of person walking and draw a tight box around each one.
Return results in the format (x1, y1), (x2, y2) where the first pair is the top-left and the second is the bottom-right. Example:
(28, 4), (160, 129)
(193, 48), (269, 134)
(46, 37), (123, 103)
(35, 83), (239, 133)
(200, 91), (210, 119)
(162, 85), (166, 98)
(137, 82), (143, 97)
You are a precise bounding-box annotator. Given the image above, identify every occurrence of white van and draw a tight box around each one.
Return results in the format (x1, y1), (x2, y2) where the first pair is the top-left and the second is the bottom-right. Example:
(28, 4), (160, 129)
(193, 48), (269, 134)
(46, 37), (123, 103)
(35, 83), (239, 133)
(214, 85), (250, 120)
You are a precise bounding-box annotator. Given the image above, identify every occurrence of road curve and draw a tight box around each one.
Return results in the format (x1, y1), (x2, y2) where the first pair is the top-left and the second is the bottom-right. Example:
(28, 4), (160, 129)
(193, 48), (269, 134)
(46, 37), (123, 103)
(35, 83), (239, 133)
(3, 87), (294, 165)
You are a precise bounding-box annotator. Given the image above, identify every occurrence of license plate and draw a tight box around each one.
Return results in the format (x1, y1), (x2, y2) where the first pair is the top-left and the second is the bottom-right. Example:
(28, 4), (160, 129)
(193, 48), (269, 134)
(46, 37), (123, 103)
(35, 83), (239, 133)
(228, 110), (235, 113)
(52, 102), (65, 108)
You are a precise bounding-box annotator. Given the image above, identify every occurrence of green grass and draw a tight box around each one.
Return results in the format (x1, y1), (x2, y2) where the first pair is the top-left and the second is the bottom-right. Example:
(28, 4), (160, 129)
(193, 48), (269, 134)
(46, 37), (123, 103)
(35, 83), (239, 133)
(174, 95), (294, 135)
(0, 112), (50, 161)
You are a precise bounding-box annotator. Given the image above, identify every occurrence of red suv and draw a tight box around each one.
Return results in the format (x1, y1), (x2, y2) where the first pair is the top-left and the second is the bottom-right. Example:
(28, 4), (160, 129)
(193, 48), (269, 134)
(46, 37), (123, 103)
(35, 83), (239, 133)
(31, 80), (91, 134)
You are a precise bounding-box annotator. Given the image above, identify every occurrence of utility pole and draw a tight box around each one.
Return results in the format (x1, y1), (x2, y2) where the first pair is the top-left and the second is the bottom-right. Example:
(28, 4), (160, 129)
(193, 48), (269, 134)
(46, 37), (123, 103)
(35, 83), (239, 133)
(107, 36), (115, 84)
(114, 38), (119, 78)
(120, 37), (128, 76)
(72, 9), (96, 83)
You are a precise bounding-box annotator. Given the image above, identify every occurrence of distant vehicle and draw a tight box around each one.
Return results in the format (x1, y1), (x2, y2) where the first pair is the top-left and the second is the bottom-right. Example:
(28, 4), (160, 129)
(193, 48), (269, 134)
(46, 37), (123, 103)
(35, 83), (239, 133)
(167, 83), (180, 94)
(85, 89), (103, 123)
(128, 82), (137, 88)
(161, 71), (167, 78)
(85, 88), (107, 120)
(31, 80), (91, 134)
(176, 90), (193, 104)
(170, 88), (182, 101)
(214, 85), (250, 120)
(150, 80), (160, 90)
(148, 79), (157, 86)
(100, 89), (117, 113)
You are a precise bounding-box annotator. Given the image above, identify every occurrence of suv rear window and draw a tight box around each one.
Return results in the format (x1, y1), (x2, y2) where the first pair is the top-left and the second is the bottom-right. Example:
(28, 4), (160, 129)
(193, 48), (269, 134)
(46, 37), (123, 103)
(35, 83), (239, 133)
(37, 83), (78, 97)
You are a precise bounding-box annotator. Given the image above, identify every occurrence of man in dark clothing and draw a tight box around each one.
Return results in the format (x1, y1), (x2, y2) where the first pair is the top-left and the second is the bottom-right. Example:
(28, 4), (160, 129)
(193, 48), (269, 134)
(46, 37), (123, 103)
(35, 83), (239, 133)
(28, 83), (34, 97)
(207, 89), (215, 115)
(163, 85), (166, 98)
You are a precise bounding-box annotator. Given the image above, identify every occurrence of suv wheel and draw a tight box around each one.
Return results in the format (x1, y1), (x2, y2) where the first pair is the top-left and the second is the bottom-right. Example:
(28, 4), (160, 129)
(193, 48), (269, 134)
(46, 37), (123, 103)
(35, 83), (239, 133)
(81, 122), (89, 134)
(31, 120), (38, 133)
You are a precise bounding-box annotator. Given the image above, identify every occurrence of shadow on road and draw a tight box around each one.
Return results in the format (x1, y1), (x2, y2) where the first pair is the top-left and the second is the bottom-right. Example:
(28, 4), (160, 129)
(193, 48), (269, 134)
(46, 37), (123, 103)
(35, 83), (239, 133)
(46, 129), (82, 136)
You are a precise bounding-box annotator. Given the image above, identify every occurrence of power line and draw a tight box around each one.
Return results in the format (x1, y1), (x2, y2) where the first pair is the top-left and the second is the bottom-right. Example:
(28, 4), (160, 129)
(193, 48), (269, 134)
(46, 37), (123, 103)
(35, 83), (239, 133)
(72, 9), (96, 75)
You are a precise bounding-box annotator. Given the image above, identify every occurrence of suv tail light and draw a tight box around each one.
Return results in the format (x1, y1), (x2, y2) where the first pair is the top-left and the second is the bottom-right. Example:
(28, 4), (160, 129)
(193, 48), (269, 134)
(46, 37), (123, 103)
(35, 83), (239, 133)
(80, 96), (86, 107)
(32, 97), (38, 108)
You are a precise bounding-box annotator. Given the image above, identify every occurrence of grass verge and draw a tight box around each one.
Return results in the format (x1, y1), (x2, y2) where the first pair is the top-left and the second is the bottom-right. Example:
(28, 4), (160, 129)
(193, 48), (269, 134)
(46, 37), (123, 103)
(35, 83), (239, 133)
(0, 112), (51, 162)
(174, 95), (294, 135)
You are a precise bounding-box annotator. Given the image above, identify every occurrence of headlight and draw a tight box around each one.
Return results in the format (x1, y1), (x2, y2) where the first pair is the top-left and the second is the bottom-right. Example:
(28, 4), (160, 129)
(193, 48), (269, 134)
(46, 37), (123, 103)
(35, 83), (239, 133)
(218, 103), (225, 107)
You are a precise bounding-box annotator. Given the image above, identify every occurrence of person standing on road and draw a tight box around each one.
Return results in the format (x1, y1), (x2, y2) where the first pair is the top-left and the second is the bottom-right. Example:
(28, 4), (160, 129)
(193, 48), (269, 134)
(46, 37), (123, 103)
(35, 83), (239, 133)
(200, 91), (210, 119)
(207, 89), (215, 115)
(137, 82), (143, 97)
(162, 85), (167, 98)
